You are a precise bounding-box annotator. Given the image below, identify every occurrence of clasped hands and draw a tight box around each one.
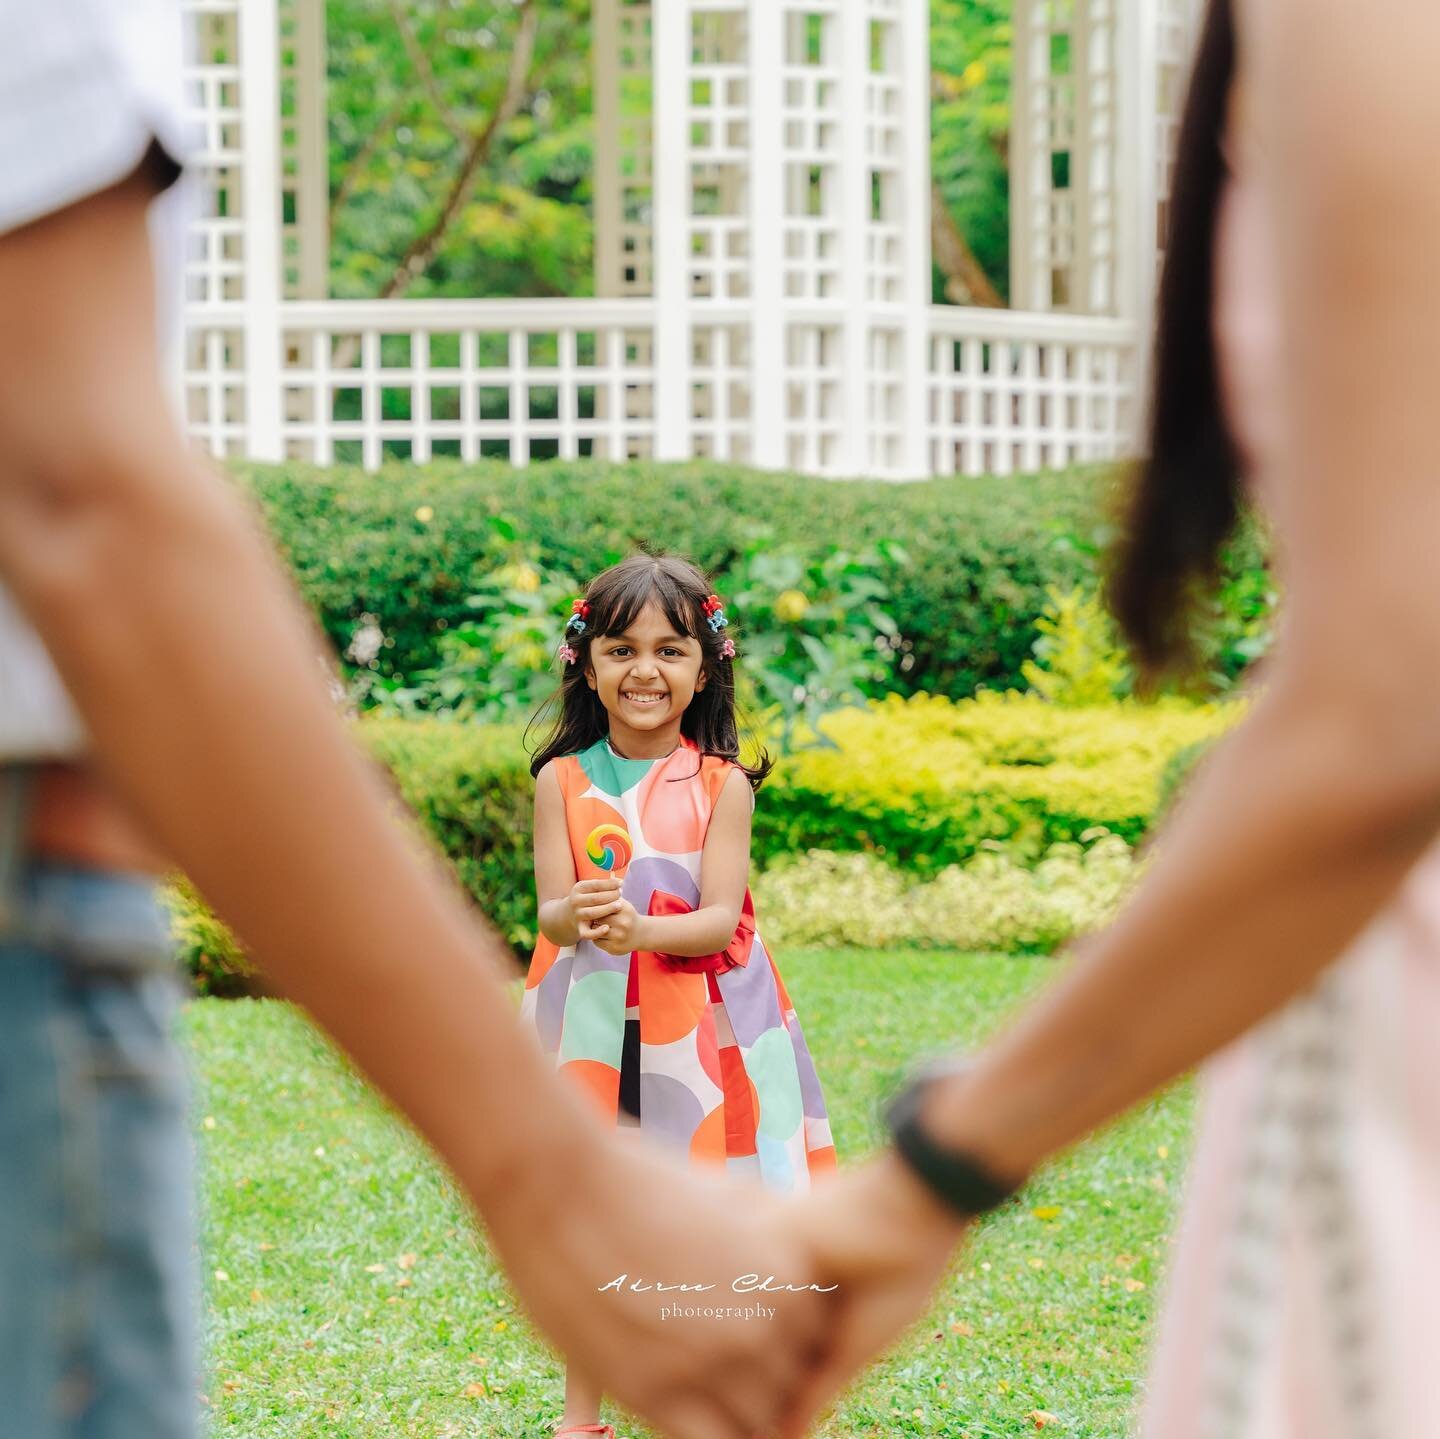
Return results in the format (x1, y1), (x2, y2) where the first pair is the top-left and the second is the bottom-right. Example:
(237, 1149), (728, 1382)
(569, 875), (647, 954)
(532, 876), (977, 1439)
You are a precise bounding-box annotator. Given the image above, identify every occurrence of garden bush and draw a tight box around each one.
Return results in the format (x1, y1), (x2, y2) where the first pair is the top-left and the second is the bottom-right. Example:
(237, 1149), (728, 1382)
(757, 691), (1240, 872)
(235, 458), (1270, 700)
(171, 695), (1240, 992)
(754, 833), (1138, 955)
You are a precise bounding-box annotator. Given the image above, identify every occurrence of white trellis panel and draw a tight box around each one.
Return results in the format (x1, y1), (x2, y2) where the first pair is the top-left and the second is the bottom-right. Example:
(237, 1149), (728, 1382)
(279, 0), (329, 299)
(179, 0), (1189, 481)
(1011, 0), (1122, 317)
(1153, 0), (1206, 271)
(182, 0), (283, 459)
(276, 299), (659, 468)
(594, 0), (655, 297)
(182, 0), (248, 455)
(927, 308), (1137, 477)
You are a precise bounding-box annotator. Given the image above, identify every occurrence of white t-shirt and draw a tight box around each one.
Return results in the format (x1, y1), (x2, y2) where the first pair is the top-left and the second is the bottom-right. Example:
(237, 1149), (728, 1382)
(0, 0), (190, 760)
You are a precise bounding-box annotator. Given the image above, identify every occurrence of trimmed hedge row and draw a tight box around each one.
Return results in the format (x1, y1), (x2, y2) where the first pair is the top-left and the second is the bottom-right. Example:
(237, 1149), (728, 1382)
(235, 458), (1269, 699)
(170, 695), (1240, 992)
(754, 835), (1138, 956)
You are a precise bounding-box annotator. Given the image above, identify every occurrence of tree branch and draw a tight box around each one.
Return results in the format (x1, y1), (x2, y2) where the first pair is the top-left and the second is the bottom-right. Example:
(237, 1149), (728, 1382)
(930, 178), (1005, 307)
(330, 95), (409, 229)
(379, 0), (540, 300)
(388, 0), (464, 136)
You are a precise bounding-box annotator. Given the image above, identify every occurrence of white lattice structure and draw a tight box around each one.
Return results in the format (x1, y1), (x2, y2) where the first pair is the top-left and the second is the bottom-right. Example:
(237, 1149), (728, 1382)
(180, 0), (1205, 479)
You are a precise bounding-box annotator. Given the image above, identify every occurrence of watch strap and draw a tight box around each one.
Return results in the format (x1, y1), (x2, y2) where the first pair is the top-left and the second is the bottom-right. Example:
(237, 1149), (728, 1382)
(883, 1061), (1021, 1218)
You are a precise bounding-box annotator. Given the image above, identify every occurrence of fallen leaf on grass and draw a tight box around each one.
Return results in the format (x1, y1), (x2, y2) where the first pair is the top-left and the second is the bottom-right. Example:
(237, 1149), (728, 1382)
(1031, 1206), (1062, 1221)
(398, 1253), (418, 1270)
(461, 1382), (486, 1399)
(1025, 1410), (1061, 1429)
(1124, 1278), (1146, 1293)
(949, 1321), (974, 1336)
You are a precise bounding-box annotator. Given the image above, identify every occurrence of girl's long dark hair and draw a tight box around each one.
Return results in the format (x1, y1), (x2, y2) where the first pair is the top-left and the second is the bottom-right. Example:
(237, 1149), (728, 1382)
(526, 553), (775, 790)
(1108, 0), (1239, 679)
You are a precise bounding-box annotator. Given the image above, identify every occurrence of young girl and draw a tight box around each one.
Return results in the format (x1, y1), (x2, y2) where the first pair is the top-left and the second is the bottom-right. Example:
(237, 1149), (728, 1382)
(520, 553), (836, 1439)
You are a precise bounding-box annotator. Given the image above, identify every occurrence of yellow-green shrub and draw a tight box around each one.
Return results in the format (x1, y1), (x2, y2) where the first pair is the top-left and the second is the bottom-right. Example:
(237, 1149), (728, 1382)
(754, 833), (1139, 955)
(172, 695), (1241, 990)
(757, 691), (1240, 869)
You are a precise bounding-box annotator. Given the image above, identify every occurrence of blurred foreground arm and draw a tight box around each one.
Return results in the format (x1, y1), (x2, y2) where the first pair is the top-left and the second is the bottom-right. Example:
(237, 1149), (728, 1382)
(778, 6), (1440, 1430)
(0, 171), (827, 1439)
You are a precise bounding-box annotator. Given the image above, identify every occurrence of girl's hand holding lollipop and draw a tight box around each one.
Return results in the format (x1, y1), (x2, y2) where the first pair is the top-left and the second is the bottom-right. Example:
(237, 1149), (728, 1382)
(568, 877), (622, 941)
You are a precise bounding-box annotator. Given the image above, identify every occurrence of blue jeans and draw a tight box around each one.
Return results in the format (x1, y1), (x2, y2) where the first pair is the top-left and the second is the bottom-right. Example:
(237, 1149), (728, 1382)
(0, 767), (196, 1439)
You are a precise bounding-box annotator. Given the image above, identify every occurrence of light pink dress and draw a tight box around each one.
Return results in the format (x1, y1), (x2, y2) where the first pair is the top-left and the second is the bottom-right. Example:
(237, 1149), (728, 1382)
(1138, 843), (1440, 1438)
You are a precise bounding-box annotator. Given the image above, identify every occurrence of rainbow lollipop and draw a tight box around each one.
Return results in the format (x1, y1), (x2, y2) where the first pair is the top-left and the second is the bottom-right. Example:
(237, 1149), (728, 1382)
(586, 823), (633, 876)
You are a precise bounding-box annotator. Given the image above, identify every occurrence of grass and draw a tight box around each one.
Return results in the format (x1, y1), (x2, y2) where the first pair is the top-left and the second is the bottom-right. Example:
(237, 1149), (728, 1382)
(186, 949), (1192, 1437)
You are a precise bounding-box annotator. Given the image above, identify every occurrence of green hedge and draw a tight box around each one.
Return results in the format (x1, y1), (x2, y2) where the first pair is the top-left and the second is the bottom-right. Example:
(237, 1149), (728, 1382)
(235, 459), (1268, 699)
(171, 696), (1240, 992)
(754, 836), (1138, 956)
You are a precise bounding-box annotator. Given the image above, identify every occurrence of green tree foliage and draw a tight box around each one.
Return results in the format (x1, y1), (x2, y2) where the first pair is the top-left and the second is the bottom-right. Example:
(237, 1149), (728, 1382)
(325, 1), (1012, 304)
(328, 0), (595, 300)
(930, 0), (1011, 303)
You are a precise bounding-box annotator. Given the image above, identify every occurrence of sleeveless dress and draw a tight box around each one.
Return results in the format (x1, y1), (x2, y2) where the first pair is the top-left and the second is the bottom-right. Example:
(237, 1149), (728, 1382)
(1138, 839), (1440, 1439)
(520, 735), (836, 1193)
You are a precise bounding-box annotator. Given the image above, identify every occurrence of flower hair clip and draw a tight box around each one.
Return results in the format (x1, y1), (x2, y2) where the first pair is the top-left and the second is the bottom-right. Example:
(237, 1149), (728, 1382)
(559, 598), (591, 666)
(702, 594), (730, 634)
(719, 636), (736, 660)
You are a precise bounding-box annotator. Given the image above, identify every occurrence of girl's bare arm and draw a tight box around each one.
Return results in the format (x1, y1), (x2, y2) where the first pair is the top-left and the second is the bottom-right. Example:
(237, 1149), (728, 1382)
(534, 761), (587, 946)
(639, 768), (751, 956)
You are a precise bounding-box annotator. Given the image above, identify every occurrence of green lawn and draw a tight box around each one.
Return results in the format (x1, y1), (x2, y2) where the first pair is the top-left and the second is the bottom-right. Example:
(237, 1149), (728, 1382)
(186, 950), (1192, 1437)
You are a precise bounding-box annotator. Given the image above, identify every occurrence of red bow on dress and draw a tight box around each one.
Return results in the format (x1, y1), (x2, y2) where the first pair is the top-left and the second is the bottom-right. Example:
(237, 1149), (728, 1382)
(643, 888), (755, 974)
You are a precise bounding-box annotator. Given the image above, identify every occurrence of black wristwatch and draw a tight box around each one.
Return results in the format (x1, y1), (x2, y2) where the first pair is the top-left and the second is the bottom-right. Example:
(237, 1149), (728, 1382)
(882, 1059), (1022, 1219)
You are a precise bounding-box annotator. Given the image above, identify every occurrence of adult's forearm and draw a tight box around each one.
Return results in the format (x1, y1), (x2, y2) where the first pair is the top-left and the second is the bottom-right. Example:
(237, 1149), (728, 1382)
(4, 445), (602, 1202)
(928, 680), (1440, 1183)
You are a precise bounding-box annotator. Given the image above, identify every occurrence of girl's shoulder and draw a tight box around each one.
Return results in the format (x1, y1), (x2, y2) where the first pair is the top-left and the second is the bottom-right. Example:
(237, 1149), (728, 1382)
(535, 751), (588, 795)
(694, 751), (756, 814)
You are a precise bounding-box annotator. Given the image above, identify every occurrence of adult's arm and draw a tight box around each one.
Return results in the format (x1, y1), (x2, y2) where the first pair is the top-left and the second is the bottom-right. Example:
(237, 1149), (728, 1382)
(775, 9), (1440, 1430)
(922, 0), (1440, 1180)
(0, 171), (827, 1439)
(0, 168), (584, 1212)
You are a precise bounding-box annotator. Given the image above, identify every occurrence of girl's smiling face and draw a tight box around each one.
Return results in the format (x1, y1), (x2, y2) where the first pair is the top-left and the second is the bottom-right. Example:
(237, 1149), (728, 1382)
(585, 599), (707, 749)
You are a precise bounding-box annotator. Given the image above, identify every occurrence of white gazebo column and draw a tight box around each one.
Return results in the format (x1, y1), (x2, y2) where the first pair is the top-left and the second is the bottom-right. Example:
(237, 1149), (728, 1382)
(279, 0), (329, 299)
(896, 0), (933, 478)
(837, 0), (931, 479)
(648, 0), (695, 461)
(1119, 0), (1204, 439)
(1011, 0), (1067, 313)
(238, 0), (284, 459)
(1011, 0), (1123, 318)
(747, 1), (786, 470)
(594, 0), (655, 298)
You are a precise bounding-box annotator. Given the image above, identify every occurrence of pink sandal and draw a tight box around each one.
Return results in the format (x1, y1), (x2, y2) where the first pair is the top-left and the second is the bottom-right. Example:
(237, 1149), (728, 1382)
(554, 1427), (616, 1439)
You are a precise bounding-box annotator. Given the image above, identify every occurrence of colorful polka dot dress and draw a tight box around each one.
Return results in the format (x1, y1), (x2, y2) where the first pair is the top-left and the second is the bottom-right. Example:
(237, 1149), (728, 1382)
(521, 735), (836, 1193)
